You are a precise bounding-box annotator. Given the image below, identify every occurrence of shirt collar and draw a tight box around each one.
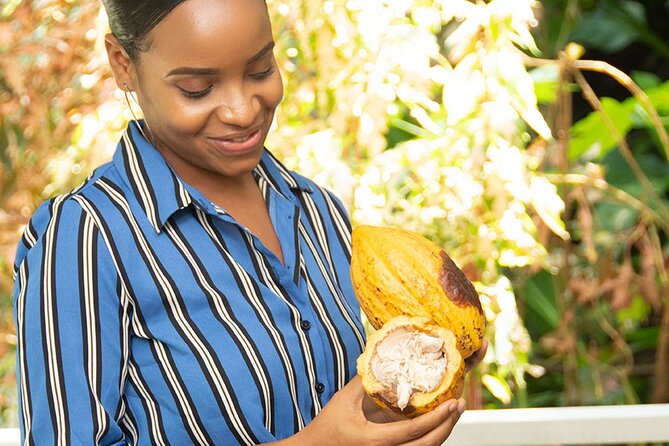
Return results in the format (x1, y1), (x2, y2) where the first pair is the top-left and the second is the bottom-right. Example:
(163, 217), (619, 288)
(255, 149), (314, 199)
(112, 121), (313, 233)
(112, 121), (194, 233)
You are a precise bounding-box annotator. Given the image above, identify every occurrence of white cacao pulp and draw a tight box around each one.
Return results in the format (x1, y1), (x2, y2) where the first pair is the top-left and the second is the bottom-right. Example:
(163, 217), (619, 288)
(370, 328), (447, 410)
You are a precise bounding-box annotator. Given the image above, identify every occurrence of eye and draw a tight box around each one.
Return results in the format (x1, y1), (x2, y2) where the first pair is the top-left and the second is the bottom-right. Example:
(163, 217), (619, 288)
(249, 68), (275, 81)
(179, 85), (213, 99)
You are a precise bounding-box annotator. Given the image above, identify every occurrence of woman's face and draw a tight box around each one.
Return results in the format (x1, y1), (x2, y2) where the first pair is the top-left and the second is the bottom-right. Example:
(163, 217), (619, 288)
(127, 0), (283, 187)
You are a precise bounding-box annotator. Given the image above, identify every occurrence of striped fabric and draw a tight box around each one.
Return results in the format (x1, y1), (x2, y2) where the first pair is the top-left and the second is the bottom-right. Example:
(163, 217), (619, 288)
(12, 121), (366, 445)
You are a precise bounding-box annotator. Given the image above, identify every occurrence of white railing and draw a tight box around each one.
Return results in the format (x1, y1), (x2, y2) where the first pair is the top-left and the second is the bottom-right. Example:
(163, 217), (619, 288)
(1, 404), (667, 445)
(0, 429), (17, 446)
(447, 403), (669, 445)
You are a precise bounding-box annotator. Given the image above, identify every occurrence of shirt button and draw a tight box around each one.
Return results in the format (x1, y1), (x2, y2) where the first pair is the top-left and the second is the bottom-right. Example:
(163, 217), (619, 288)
(300, 320), (311, 331)
(315, 383), (325, 394)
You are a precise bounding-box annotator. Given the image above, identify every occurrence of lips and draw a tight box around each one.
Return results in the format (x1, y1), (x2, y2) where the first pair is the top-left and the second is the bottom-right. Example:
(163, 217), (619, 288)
(208, 128), (263, 154)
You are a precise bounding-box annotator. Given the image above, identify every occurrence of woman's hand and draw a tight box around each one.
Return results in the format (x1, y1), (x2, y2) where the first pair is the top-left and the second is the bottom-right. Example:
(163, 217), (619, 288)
(292, 376), (465, 446)
(268, 340), (489, 446)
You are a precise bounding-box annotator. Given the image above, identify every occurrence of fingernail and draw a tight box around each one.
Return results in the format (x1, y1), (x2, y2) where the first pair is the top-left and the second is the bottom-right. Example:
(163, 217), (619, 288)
(457, 399), (466, 414)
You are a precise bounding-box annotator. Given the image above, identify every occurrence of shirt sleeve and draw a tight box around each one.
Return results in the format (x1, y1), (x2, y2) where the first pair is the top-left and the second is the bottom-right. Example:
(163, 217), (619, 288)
(13, 196), (131, 445)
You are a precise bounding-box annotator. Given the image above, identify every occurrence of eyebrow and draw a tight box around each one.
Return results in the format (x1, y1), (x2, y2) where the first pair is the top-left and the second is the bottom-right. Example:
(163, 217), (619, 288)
(165, 41), (276, 78)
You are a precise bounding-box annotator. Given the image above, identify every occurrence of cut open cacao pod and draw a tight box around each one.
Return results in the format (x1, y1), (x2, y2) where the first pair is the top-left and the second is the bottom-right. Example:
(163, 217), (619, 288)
(356, 315), (465, 417)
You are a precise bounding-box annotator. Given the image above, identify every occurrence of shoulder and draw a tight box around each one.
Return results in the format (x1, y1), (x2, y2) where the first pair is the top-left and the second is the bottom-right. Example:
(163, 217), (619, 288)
(13, 163), (116, 271)
(31, 162), (115, 224)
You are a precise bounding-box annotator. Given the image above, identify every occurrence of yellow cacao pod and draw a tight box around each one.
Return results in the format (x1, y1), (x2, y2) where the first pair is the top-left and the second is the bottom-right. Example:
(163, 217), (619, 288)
(351, 225), (485, 358)
(351, 225), (485, 416)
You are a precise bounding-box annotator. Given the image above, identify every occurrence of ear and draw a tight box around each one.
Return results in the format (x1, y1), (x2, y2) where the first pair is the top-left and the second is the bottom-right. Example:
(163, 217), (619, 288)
(105, 33), (137, 91)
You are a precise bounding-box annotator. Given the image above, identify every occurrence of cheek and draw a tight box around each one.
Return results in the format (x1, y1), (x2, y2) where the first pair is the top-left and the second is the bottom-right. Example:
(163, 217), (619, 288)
(135, 76), (213, 145)
(264, 75), (284, 110)
(150, 98), (212, 137)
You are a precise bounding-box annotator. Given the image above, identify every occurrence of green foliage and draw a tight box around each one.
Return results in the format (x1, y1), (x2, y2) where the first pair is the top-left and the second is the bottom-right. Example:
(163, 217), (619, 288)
(569, 97), (634, 160)
(603, 149), (669, 211)
(530, 65), (560, 104)
(536, 0), (669, 60)
(523, 270), (560, 337)
(569, 79), (669, 161)
(570, 0), (648, 53)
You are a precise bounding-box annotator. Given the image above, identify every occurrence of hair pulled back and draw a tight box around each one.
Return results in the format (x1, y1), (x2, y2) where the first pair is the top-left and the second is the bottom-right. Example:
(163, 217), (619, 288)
(102, 0), (185, 60)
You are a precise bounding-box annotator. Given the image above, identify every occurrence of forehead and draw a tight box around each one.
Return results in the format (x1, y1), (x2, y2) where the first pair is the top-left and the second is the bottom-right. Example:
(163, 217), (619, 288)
(143, 0), (273, 69)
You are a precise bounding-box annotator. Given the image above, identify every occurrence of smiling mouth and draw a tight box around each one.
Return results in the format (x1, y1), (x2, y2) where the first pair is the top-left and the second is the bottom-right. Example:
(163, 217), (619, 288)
(209, 129), (263, 154)
(227, 136), (252, 142)
(212, 127), (261, 142)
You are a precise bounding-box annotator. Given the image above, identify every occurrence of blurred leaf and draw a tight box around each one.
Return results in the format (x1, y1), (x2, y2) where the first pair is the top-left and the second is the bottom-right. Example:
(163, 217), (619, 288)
(482, 374), (512, 405)
(530, 176), (569, 240)
(388, 116), (433, 141)
(0, 0), (20, 17)
(641, 79), (669, 114)
(570, 0), (646, 53)
(523, 270), (560, 336)
(615, 295), (650, 334)
(569, 97), (634, 160)
(603, 149), (669, 197)
(530, 65), (559, 104)
(631, 71), (662, 90)
(594, 201), (639, 232)
(625, 326), (659, 352)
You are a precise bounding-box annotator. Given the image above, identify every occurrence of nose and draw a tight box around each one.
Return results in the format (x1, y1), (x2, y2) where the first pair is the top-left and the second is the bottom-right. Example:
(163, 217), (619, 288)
(214, 85), (259, 128)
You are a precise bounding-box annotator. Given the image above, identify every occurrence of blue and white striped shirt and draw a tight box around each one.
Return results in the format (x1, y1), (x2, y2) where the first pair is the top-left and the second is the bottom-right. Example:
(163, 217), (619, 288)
(13, 121), (366, 445)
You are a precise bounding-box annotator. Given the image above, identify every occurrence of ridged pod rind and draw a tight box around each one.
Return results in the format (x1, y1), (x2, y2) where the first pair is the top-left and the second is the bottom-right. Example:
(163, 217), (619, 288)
(357, 315), (464, 418)
(351, 225), (485, 358)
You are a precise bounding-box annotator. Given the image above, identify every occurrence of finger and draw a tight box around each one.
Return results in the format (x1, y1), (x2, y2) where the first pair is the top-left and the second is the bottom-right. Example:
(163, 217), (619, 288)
(363, 395), (408, 424)
(398, 400), (464, 446)
(367, 398), (462, 444)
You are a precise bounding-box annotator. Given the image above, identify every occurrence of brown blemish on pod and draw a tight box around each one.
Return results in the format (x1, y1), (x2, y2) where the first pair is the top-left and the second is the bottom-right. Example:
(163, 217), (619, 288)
(438, 252), (483, 313)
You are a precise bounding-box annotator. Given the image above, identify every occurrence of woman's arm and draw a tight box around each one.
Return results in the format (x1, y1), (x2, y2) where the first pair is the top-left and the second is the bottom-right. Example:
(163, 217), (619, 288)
(13, 198), (130, 445)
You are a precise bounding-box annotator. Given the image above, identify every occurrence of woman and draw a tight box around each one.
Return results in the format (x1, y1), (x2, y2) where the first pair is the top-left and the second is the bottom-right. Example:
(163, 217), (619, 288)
(13, 0), (483, 444)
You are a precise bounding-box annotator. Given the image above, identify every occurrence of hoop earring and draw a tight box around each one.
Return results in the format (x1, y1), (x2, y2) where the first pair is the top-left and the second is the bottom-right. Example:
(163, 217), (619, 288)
(122, 82), (156, 146)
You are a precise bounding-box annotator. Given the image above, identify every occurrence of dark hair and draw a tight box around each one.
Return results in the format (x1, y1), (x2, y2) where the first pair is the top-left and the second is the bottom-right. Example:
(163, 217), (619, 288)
(102, 0), (185, 61)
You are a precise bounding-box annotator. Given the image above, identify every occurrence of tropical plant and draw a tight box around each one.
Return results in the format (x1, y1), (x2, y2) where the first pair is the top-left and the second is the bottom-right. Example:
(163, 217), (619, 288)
(524, 0), (669, 406)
